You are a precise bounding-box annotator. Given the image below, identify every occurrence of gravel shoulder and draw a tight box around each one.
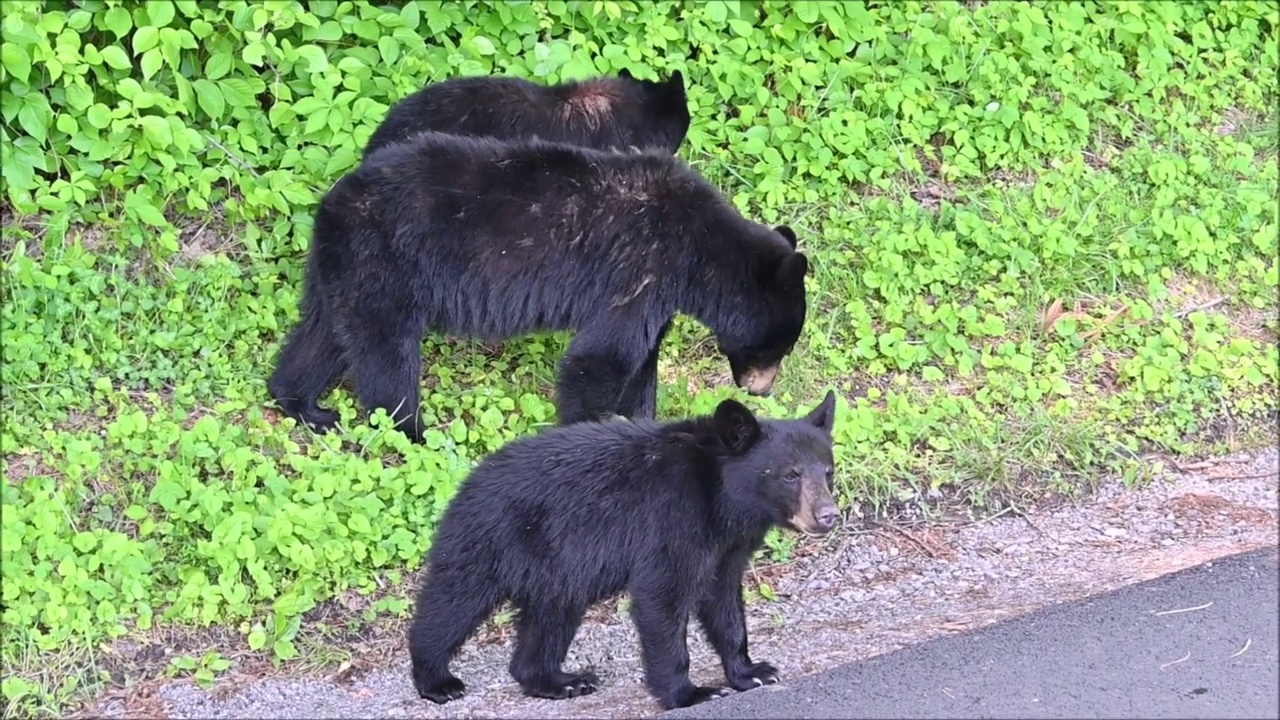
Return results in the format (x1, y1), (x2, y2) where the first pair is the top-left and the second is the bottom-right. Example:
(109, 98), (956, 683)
(85, 447), (1279, 720)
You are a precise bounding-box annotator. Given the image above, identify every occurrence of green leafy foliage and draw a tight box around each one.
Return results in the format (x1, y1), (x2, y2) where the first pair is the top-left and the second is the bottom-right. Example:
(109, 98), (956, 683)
(1, 0), (1277, 712)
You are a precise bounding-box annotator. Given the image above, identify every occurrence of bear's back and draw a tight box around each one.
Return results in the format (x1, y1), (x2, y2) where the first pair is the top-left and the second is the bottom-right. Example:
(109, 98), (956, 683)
(448, 420), (716, 536)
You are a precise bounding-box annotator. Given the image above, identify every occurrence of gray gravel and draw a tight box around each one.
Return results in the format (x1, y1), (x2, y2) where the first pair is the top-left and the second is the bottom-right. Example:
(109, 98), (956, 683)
(87, 447), (1278, 720)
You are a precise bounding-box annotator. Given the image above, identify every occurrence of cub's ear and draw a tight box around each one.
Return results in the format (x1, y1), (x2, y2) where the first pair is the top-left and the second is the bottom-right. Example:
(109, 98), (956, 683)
(805, 389), (837, 436)
(772, 252), (809, 294)
(666, 70), (685, 91)
(774, 225), (798, 249)
(619, 68), (634, 80)
(713, 399), (761, 454)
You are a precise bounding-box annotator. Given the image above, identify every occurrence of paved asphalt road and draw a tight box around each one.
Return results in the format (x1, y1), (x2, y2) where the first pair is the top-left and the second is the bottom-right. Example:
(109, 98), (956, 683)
(664, 546), (1279, 720)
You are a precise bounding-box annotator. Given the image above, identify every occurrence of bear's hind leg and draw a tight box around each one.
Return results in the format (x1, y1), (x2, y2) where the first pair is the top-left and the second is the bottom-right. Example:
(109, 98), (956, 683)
(267, 284), (347, 432)
(508, 602), (598, 700)
(409, 568), (503, 704)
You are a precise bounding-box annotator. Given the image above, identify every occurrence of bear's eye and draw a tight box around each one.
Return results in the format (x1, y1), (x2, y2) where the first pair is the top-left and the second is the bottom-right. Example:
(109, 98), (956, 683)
(783, 469), (801, 484)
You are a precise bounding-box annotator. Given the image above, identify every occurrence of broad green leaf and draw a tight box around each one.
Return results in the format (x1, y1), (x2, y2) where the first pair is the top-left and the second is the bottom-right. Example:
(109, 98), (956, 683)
(86, 103), (112, 129)
(295, 44), (328, 73)
(1, 44), (31, 84)
(400, 2), (420, 29)
(4, 160), (34, 190)
(193, 79), (225, 119)
(104, 5), (132, 38)
(378, 36), (399, 65)
(72, 531), (97, 553)
(133, 26), (160, 55)
(64, 81), (94, 110)
(205, 52), (232, 80)
(247, 626), (267, 651)
(138, 115), (173, 148)
(17, 101), (48, 145)
(147, 0), (176, 27)
(705, 1), (727, 23)
(472, 36), (496, 56)
(273, 638), (298, 660)
(348, 514), (371, 535)
(140, 47), (163, 80)
(55, 113), (78, 135)
(218, 78), (255, 108)
(242, 40), (266, 66)
(303, 108), (330, 134)
(98, 45), (131, 70)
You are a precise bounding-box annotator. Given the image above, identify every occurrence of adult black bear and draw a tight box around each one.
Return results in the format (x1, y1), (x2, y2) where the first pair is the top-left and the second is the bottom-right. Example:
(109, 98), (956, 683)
(361, 69), (690, 158)
(408, 391), (841, 710)
(267, 131), (810, 443)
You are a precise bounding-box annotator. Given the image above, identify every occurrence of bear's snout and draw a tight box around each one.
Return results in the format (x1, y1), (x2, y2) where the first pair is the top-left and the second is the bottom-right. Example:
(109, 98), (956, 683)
(789, 475), (839, 536)
(737, 364), (780, 396)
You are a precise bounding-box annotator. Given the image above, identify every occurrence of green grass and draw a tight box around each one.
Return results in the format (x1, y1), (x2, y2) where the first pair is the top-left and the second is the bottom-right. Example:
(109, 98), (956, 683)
(2, 0), (1279, 716)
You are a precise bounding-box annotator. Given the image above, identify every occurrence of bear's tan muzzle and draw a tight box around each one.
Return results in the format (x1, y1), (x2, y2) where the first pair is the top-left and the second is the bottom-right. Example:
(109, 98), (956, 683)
(789, 476), (839, 536)
(738, 364), (780, 397)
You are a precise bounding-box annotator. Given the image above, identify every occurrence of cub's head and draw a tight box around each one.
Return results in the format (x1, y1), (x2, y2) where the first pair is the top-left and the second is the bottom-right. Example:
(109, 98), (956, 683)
(713, 390), (840, 536)
(718, 224), (808, 398)
(615, 68), (691, 154)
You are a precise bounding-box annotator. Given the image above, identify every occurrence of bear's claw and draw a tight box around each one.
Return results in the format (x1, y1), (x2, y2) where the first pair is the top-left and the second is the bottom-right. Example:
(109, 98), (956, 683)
(417, 676), (467, 704)
(728, 661), (780, 691)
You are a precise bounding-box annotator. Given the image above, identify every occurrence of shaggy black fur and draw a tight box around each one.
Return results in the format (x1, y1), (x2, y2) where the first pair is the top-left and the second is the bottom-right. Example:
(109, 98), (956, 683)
(267, 131), (810, 442)
(362, 70), (690, 158)
(407, 392), (840, 710)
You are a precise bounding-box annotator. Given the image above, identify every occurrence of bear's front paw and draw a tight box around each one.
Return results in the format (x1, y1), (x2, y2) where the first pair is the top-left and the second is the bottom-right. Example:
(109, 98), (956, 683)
(671, 685), (731, 708)
(727, 661), (780, 691)
(521, 671), (601, 700)
(558, 671), (601, 698)
(416, 675), (467, 704)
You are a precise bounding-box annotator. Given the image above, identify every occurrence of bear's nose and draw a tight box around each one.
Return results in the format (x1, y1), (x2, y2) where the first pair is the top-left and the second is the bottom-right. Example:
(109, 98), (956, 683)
(815, 507), (839, 532)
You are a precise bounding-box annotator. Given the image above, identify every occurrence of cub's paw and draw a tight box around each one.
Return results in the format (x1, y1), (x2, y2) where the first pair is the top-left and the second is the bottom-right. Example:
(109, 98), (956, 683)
(522, 671), (601, 700)
(728, 661), (780, 691)
(415, 675), (466, 704)
(671, 685), (732, 708)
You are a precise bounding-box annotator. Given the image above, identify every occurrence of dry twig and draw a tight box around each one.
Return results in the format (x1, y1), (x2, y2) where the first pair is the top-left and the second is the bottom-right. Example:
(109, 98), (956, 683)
(1159, 651), (1192, 671)
(1154, 601), (1213, 616)
(1174, 296), (1228, 318)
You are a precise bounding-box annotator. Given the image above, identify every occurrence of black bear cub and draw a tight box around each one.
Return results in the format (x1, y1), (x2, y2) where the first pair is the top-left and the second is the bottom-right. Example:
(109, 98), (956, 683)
(408, 391), (841, 710)
(361, 69), (690, 158)
(267, 131), (809, 442)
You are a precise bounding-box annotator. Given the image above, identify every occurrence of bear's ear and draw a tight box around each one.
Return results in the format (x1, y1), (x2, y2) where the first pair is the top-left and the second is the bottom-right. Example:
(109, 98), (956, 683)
(774, 225), (798, 249)
(713, 399), (761, 454)
(619, 68), (634, 80)
(658, 70), (687, 105)
(804, 390), (837, 436)
(771, 252), (809, 294)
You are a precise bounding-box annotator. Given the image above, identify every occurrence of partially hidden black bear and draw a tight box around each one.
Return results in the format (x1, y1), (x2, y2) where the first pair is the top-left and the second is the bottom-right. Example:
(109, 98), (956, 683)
(267, 130), (810, 442)
(408, 391), (841, 710)
(361, 69), (690, 158)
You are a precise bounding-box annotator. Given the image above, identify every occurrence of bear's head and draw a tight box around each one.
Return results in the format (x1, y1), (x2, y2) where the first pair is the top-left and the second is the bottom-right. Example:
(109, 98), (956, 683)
(718, 224), (808, 398)
(616, 68), (690, 155)
(713, 390), (839, 536)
